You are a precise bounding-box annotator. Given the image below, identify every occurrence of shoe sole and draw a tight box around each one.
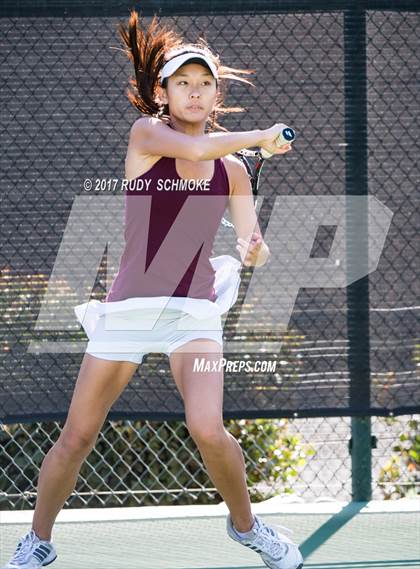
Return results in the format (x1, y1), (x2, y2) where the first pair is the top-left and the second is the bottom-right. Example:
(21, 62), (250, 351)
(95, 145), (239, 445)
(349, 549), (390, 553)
(263, 561), (303, 569)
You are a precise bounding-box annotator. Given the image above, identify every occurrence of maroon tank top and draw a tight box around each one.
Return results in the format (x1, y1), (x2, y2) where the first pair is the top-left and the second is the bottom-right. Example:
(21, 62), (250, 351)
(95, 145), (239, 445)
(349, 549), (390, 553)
(105, 155), (230, 303)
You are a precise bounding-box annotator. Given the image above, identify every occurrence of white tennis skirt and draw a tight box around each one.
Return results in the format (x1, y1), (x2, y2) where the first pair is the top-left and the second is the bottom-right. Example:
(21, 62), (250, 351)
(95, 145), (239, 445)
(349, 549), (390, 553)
(74, 255), (241, 364)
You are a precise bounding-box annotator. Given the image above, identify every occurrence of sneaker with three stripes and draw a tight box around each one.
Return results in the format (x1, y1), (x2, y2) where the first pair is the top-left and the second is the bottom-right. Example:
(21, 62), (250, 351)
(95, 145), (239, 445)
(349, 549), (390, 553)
(226, 513), (304, 569)
(2, 529), (57, 569)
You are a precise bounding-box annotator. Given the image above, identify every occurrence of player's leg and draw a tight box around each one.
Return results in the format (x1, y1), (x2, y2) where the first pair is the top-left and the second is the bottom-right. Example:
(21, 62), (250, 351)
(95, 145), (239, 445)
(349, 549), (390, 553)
(169, 339), (254, 532)
(32, 354), (139, 540)
(169, 339), (304, 568)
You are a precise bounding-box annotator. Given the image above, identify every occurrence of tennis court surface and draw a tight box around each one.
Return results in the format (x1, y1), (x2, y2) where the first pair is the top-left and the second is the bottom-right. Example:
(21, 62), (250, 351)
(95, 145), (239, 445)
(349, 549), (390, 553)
(1, 497), (419, 568)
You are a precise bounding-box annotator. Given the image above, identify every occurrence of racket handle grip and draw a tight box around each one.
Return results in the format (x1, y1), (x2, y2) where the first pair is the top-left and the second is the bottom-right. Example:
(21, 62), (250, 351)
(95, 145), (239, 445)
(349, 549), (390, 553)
(260, 125), (295, 159)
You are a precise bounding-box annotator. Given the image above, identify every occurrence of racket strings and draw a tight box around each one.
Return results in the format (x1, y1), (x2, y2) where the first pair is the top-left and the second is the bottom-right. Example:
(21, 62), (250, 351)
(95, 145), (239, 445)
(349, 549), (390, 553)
(220, 149), (266, 229)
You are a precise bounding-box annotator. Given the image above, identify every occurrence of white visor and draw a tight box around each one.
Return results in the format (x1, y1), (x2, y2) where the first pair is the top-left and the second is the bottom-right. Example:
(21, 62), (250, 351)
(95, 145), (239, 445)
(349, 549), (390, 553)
(159, 52), (218, 85)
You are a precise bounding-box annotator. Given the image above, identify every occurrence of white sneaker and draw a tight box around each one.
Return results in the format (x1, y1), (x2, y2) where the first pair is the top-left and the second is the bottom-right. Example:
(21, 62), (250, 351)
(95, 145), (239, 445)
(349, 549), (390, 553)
(2, 529), (57, 569)
(227, 513), (303, 569)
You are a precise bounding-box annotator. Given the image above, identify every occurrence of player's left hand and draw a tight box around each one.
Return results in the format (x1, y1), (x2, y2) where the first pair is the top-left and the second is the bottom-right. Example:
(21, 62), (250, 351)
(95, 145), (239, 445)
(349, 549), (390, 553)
(236, 232), (270, 267)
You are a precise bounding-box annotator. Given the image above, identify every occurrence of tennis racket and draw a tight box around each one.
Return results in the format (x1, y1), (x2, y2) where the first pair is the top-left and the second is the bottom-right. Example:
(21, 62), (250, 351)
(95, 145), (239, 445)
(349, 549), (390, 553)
(221, 125), (295, 229)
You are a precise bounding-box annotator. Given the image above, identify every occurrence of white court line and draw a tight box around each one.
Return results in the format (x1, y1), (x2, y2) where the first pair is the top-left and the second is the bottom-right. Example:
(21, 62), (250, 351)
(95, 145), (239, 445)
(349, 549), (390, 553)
(1, 497), (418, 525)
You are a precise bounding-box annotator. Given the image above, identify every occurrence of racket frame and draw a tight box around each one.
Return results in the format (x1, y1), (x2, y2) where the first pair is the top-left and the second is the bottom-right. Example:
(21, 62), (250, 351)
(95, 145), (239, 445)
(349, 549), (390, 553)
(221, 148), (266, 229)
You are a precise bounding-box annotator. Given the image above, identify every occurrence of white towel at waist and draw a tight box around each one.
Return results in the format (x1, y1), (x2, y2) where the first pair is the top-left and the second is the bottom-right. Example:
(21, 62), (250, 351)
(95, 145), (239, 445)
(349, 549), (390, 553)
(74, 255), (242, 339)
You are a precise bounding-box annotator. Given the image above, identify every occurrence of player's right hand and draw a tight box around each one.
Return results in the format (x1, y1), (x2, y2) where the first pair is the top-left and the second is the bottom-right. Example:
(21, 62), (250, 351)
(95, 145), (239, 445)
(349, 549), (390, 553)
(260, 123), (292, 155)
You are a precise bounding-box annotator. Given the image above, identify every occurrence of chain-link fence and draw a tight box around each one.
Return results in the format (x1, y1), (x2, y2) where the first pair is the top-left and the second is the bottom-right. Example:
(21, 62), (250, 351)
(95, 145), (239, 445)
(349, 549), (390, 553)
(1, 1), (419, 509)
(1, 415), (419, 510)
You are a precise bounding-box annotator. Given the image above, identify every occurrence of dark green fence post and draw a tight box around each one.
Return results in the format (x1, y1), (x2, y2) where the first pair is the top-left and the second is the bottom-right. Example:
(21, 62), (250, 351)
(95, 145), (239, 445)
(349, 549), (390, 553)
(344, 3), (372, 501)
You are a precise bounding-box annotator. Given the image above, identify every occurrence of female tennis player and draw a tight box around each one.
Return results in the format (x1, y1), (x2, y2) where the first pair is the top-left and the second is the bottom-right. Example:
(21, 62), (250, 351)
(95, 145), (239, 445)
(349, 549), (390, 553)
(3, 10), (303, 569)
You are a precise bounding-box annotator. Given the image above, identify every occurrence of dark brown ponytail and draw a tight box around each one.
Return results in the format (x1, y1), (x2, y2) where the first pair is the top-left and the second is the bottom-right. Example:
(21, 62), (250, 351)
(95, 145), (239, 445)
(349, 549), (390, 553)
(117, 9), (256, 131)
